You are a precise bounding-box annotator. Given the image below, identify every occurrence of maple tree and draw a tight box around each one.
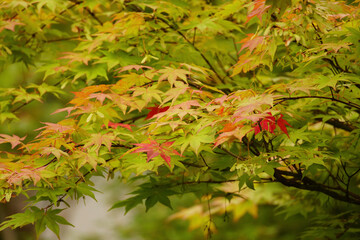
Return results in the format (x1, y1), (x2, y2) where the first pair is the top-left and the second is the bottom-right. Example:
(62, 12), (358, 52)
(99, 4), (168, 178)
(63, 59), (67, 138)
(1, 0), (360, 239)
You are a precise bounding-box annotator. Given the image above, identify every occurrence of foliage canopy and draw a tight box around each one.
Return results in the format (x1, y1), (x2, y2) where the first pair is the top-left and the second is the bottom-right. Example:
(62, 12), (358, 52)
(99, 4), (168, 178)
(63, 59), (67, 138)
(1, 0), (360, 239)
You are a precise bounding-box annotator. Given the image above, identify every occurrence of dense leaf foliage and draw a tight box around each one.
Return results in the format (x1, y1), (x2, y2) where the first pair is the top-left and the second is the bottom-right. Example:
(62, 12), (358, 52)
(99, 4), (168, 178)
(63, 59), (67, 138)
(1, 0), (360, 239)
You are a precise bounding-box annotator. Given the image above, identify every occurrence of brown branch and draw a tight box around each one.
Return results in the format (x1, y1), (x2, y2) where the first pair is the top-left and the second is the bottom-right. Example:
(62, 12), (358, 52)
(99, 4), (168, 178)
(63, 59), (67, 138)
(324, 118), (356, 132)
(274, 169), (360, 205)
(275, 96), (360, 111)
(217, 146), (246, 161)
(84, 7), (103, 26)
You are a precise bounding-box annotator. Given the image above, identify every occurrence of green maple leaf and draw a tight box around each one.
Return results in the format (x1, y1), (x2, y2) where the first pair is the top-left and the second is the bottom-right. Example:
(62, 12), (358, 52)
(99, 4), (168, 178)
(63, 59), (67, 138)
(176, 128), (215, 155)
(158, 67), (191, 86)
(83, 133), (117, 155)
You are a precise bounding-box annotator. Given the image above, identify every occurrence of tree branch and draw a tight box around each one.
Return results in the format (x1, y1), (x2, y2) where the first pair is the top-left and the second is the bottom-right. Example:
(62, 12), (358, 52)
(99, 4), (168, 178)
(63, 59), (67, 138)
(276, 96), (360, 111)
(274, 169), (360, 205)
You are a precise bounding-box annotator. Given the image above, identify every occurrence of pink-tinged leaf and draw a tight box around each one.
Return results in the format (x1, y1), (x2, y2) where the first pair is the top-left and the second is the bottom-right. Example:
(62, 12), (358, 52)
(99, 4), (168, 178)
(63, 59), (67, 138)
(0, 134), (26, 149)
(88, 93), (112, 104)
(277, 114), (291, 137)
(51, 106), (77, 116)
(145, 105), (170, 120)
(212, 95), (228, 105)
(239, 34), (265, 54)
(233, 113), (268, 123)
(133, 140), (181, 166)
(172, 100), (201, 110)
(35, 122), (73, 133)
(245, 0), (271, 24)
(7, 168), (41, 186)
(58, 52), (91, 65)
(1, 21), (24, 32)
(103, 122), (133, 131)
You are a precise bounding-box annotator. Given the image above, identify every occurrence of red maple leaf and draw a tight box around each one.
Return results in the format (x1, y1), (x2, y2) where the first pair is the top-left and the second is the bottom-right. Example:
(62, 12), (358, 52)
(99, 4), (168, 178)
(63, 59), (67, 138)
(254, 113), (291, 137)
(145, 105), (170, 120)
(246, 0), (271, 24)
(277, 114), (291, 137)
(133, 140), (181, 166)
(254, 113), (276, 135)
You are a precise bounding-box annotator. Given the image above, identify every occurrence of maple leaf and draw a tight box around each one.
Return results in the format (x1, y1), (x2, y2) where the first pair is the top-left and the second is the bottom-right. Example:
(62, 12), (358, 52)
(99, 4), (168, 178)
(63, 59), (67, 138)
(145, 105), (170, 120)
(103, 122), (133, 131)
(172, 100), (201, 110)
(88, 93), (112, 104)
(35, 122), (74, 134)
(40, 147), (69, 159)
(0, 134), (26, 149)
(51, 106), (77, 116)
(132, 140), (181, 167)
(81, 84), (110, 94)
(158, 67), (191, 86)
(132, 87), (162, 104)
(277, 114), (291, 137)
(254, 113), (276, 135)
(214, 125), (253, 148)
(245, 0), (271, 24)
(73, 151), (106, 170)
(162, 82), (189, 104)
(219, 123), (237, 133)
(69, 91), (91, 106)
(254, 113), (291, 137)
(58, 52), (93, 65)
(83, 133), (117, 155)
(212, 95), (228, 105)
(113, 73), (151, 92)
(0, 21), (24, 32)
(239, 34), (265, 54)
(7, 168), (41, 186)
(177, 129), (215, 155)
(231, 52), (259, 74)
(117, 65), (153, 73)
